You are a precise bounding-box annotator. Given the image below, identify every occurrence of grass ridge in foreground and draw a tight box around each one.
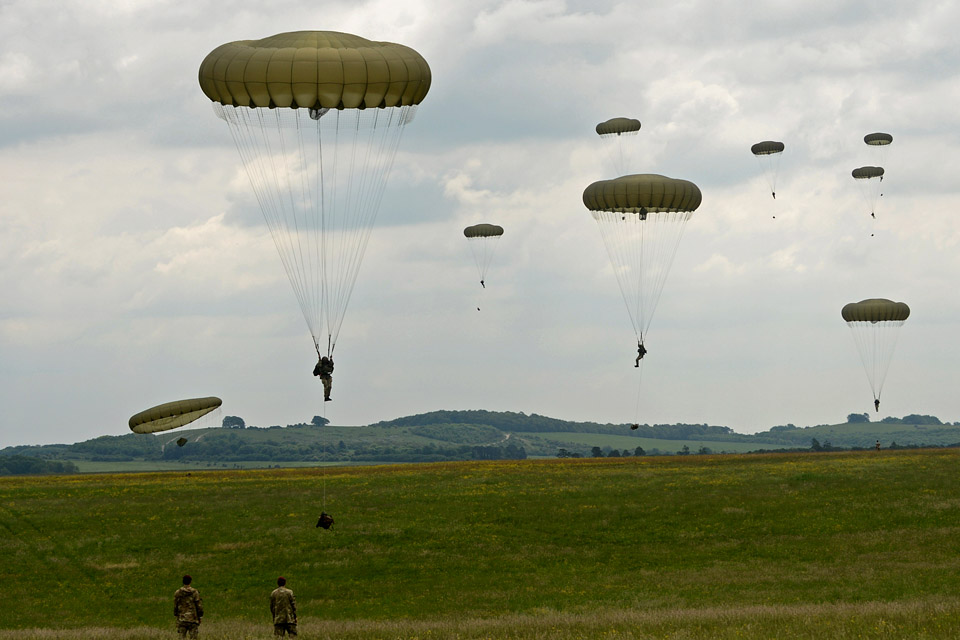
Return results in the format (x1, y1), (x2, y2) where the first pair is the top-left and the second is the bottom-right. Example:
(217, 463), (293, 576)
(2, 450), (960, 638)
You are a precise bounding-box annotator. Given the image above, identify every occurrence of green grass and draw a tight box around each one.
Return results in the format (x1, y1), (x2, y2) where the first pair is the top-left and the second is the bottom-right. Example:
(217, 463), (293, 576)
(532, 431), (792, 453)
(3, 450), (960, 637)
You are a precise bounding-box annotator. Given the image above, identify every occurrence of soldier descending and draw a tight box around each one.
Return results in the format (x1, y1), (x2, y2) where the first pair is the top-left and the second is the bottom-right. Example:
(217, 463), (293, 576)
(270, 577), (298, 637)
(874, 398), (880, 413)
(634, 341), (647, 367)
(313, 355), (334, 401)
(174, 575), (203, 639)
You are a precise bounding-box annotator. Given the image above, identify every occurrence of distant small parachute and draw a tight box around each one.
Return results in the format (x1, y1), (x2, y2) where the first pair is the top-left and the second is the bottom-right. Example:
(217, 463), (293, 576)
(596, 117), (641, 176)
(129, 397), (223, 434)
(852, 166), (885, 219)
(750, 140), (784, 202)
(841, 299), (909, 411)
(583, 174), (702, 353)
(596, 118), (641, 137)
(463, 224), (504, 291)
(864, 132), (893, 147)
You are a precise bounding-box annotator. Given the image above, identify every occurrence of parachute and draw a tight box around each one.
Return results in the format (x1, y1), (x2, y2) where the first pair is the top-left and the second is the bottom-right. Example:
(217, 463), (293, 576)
(750, 140), (784, 202)
(841, 299), (909, 411)
(864, 132), (893, 146)
(176, 437), (188, 447)
(199, 31), (431, 358)
(596, 117), (641, 176)
(463, 223), (504, 291)
(583, 174), (702, 352)
(129, 397), (223, 434)
(852, 166), (885, 219)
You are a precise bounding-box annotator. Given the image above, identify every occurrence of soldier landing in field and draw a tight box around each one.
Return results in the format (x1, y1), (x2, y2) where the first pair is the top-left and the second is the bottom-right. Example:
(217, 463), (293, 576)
(270, 576), (298, 637)
(174, 575), (203, 639)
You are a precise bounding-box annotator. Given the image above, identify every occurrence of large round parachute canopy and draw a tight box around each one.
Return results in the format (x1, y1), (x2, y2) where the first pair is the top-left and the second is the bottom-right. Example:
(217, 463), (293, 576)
(129, 397), (223, 434)
(841, 298), (909, 323)
(751, 141), (785, 201)
(199, 32), (430, 357)
(842, 299), (909, 408)
(596, 118), (641, 137)
(864, 133), (893, 146)
(198, 31), (430, 109)
(583, 174), (701, 344)
(583, 174), (702, 213)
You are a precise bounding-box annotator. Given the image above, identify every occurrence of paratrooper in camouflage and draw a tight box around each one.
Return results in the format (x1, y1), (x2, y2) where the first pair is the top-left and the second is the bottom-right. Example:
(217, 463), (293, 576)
(174, 575), (203, 639)
(270, 577), (298, 637)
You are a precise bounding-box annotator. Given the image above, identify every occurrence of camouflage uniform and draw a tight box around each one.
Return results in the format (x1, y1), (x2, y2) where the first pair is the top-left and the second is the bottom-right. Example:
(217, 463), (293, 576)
(174, 585), (203, 639)
(270, 586), (298, 637)
(314, 357), (334, 401)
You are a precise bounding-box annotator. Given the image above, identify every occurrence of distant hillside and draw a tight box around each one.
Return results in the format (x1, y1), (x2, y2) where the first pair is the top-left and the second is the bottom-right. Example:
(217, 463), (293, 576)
(753, 414), (960, 449)
(2, 410), (957, 473)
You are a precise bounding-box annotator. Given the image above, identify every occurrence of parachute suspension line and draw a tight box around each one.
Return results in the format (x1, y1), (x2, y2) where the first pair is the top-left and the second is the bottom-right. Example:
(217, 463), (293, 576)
(592, 210), (692, 340)
(274, 109), (318, 344)
(847, 320), (905, 402)
(218, 105), (320, 341)
(633, 356), (645, 423)
(754, 152), (781, 199)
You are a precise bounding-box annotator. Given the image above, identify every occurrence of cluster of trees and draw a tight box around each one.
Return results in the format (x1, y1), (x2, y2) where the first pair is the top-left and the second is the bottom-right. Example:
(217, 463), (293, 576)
(0, 456), (78, 475)
(561, 444), (719, 458)
(846, 413), (951, 425)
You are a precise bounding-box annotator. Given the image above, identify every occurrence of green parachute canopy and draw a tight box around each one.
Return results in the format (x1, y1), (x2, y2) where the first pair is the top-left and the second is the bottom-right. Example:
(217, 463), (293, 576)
(750, 141), (784, 156)
(463, 223), (504, 238)
(200, 31), (430, 357)
(864, 132), (893, 146)
(841, 298), (910, 323)
(852, 166), (885, 180)
(595, 117), (641, 137)
(583, 174), (702, 213)
(198, 31), (430, 109)
(129, 397), (223, 434)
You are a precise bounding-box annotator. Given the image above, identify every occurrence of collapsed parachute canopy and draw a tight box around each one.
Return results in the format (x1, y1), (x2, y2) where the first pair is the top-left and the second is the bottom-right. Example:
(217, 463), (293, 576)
(864, 132), (893, 146)
(852, 166), (885, 180)
(129, 397), (223, 434)
(463, 223), (504, 238)
(751, 141), (784, 156)
(200, 32), (430, 357)
(841, 298), (910, 323)
(596, 118), (641, 137)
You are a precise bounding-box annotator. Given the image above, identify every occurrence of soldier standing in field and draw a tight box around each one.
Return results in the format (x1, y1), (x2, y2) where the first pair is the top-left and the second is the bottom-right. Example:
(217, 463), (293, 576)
(174, 575), (203, 639)
(270, 576), (298, 637)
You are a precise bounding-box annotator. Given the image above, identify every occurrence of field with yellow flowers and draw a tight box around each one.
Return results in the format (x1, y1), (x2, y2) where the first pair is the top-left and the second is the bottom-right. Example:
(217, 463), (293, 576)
(3, 449), (960, 639)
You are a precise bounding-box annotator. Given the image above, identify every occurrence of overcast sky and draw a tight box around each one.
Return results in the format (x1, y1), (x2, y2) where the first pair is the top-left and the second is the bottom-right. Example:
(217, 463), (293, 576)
(2, 0), (959, 446)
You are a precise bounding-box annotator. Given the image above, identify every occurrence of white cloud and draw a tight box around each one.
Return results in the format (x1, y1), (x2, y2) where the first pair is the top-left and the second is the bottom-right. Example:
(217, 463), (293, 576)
(2, 0), (960, 446)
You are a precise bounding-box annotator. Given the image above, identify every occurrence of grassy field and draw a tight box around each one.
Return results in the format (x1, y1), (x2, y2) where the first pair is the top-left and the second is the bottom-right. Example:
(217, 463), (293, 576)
(2, 450), (960, 638)
(532, 431), (793, 453)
